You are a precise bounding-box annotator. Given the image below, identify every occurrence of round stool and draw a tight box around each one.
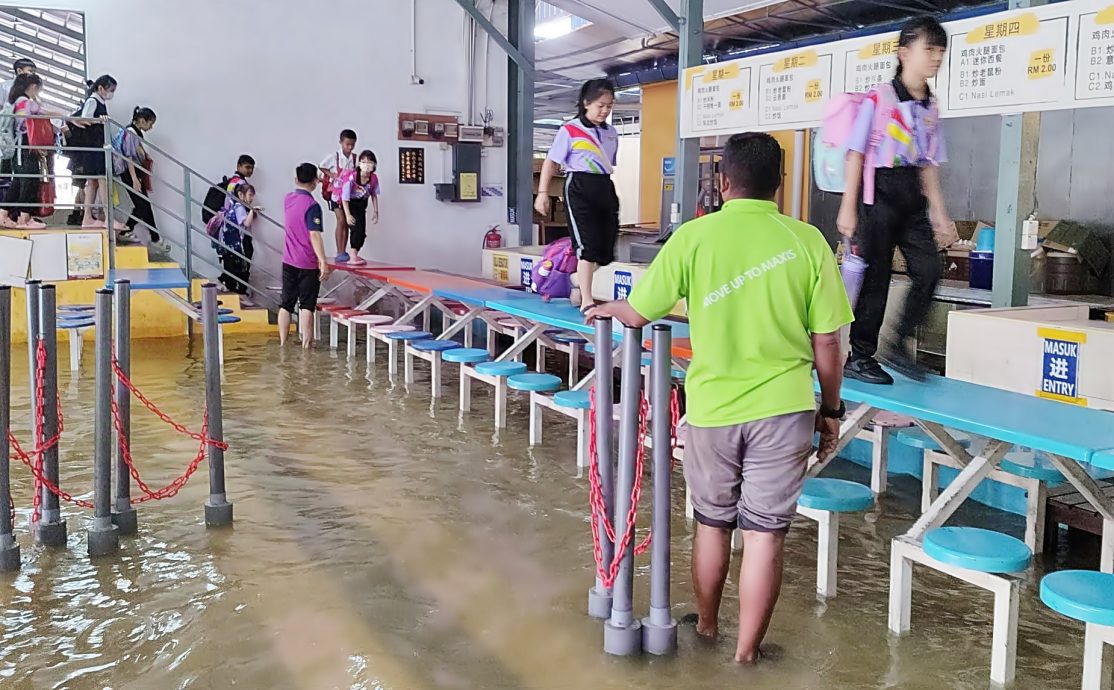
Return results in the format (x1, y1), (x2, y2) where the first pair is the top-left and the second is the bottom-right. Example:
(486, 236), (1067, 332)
(386, 330), (433, 342)
(895, 428), (973, 451)
(475, 361), (529, 378)
(554, 390), (592, 410)
(442, 348), (491, 364)
(550, 332), (588, 345)
(58, 304), (94, 313)
(1000, 449), (1063, 485)
(798, 478), (874, 513)
(410, 339), (462, 353)
(371, 324), (416, 335)
(350, 314), (394, 326)
(1040, 570), (1114, 689)
(923, 526), (1032, 574)
(508, 373), (562, 393)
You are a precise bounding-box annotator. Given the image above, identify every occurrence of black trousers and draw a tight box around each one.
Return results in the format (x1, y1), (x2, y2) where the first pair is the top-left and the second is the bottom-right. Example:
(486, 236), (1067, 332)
(7, 144), (43, 218)
(122, 174), (159, 242)
(848, 167), (942, 360)
(220, 235), (253, 294)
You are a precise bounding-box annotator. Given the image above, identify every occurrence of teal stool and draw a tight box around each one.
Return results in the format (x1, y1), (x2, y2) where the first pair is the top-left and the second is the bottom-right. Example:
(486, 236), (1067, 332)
(892, 525), (1032, 685)
(466, 361), (529, 429)
(1041, 570), (1114, 689)
(797, 478), (874, 597)
(443, 348), (491, 412)
(536, 330), (589, 385)
(527, 389), (593, 468)
(1000, 449), (1065, 556)
(216, 314), (241, 370)
(507, 373), (562, 448)
(896, 427), (973, 514)
(385, 330), (433, 381)
(406, 339), (463, 396)
(58, 317), (95, 373)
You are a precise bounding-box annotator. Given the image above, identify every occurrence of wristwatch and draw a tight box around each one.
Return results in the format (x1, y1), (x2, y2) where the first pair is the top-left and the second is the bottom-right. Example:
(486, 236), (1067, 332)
(818, 401), (846, 419)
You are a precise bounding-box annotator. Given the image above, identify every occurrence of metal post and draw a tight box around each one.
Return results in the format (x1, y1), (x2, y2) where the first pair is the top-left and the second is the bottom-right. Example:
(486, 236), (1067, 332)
(184, 171), (194, 339)
(642, 325), (677, 655)
(588, 317), (615, 618)
(791, 130), (805, 219)
(670, 0), (704, 238)
(112, 279), (137, 535)
(34, 285), (66, 546)
(103, 122), (116, 243)
(511, 0), (536, 245)
(88, 289), (119, 557)
(202, 284), (233, 527)
(603, 324), (643, 656)
(0, 286), (20, 571)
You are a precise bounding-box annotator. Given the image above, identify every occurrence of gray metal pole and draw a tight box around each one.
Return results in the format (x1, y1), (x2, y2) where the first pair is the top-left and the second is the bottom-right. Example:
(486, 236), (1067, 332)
(103, 122), (116, 241)
(34, 285), (66, 547)
(112, 279), (137, 535)
(603, 324), (643, 656)
(669, 0), (704, 239)
(88, 289), (119, 557)
(202, 284), (233, 527)
(642, 325), (677, 655)
(25, 280), (41, 423)
(184, 172), (194, 339)
(0, 286), (20, 571)
(513, 0), (536, 245)
(588, 316), (615, 619)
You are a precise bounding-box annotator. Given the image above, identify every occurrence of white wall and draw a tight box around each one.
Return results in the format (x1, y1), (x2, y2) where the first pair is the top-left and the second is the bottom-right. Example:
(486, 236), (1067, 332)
(20, 0), (511, 278)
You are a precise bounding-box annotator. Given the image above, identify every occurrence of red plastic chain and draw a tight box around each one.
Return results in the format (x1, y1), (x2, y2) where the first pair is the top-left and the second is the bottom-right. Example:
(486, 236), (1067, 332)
(587, 385), (683, 582)
(24, 341), (70, 522)
(110, 356), (226, 504)
(633, 386), (681, 556)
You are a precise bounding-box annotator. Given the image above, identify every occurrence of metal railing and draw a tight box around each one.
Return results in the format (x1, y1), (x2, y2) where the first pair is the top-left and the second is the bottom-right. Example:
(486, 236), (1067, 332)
(3, 113), (285, 311)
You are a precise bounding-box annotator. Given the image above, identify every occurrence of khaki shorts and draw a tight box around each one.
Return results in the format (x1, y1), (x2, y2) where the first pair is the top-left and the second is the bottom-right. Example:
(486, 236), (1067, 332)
(684, 411), (814, 533)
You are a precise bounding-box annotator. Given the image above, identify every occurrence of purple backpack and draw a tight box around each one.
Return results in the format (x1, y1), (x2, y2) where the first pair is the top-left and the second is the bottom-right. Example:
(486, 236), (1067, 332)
(530, 237), (578, 301)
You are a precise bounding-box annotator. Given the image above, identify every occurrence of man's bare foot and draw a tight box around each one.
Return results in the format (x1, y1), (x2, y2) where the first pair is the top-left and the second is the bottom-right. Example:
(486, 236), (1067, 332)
(681, 612), (718, 640)
(735, 644), (776, 665)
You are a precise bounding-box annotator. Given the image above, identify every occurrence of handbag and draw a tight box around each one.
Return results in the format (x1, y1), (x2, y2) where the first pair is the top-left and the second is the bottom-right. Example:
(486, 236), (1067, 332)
(26, 117), (54, 151)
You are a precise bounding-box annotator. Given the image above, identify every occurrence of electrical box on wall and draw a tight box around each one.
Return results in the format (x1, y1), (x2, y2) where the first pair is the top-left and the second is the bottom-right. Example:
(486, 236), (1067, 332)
(435, 143), (482, 203)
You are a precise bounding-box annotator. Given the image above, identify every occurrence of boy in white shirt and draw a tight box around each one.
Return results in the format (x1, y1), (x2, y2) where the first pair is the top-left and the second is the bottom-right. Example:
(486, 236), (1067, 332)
(318, 129), (357, 262)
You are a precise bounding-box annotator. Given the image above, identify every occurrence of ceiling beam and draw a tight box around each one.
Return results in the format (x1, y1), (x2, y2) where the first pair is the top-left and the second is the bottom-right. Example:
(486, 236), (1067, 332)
(452, 0), (533, 74)
(644, 0), (680, 31)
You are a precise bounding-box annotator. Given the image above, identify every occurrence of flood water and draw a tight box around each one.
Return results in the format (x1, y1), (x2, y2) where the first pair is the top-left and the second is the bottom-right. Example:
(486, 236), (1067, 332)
(0, 333), (1097, 689)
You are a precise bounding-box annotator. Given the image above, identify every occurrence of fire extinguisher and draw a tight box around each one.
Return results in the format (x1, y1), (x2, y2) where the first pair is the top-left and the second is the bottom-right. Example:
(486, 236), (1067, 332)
(483, 226), (502, 249)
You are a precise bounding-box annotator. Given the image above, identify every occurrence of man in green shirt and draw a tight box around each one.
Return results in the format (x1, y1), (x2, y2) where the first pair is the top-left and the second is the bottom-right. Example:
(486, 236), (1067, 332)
(586, 132), (852, 664)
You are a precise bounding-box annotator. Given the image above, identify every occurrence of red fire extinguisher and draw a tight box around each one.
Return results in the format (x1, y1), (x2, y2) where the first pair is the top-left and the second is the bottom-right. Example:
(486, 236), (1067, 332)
(483, 226), (502, 249)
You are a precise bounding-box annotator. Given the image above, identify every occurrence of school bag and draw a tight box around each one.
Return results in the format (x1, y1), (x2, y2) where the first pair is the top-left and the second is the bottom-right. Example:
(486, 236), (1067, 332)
(110, 127), (129, 176)
(321, 153), (354, 202)
(202, 176), (232, 224)
(529, 237), (577, 301)
(812, 83), (899, 205)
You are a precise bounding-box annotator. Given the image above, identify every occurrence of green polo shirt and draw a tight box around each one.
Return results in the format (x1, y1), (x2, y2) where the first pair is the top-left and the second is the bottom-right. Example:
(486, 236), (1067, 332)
(628, 199), (853, 427)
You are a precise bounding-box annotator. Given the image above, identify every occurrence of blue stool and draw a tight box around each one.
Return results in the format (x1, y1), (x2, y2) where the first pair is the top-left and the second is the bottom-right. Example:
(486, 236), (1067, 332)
(1000, 449), (1062, 484)
(536, 330), (589, 386)
(899, 427), (974, 514)
(797, 478), (874, 597)
(58, 317), (95, 373)
(507, 373), (562, 393)
(1041, 570), (1114, 689)
(891, 525), (1032, 685)
(466, 361), (529, 429)
(525, 389), (593, 467)
(385, 330), (433, 381)
(405, 339), (463, 397)
(553, 390), (591, 410)
(1000, 449), (1066, 556)
(216, 315), (241, 370)
(443, 348), (491, 411)
(550, 331), (587, 345)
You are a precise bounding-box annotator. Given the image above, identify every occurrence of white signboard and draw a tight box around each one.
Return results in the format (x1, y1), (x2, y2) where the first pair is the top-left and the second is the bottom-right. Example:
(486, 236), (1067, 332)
(678, 0), (1114, 138)
(757, 49), (833, 127)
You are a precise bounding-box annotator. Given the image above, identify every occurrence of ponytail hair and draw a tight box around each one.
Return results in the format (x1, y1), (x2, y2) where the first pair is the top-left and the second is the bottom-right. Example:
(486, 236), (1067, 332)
(8, 73), (41, 104)
(132, 106), (156, 124)
(576, 78), (616, 120)
(86, 74), (118, 97)
(895, 16), (948, 78)
(234, 182), (256, 199)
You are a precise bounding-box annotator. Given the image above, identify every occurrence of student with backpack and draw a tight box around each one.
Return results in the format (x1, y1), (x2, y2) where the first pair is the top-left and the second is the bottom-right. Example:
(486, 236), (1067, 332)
(535, 80), (620, 313)
(834, 17), (949, 384)
(319, 129), (358, 262)
(214, 183), (257, 294)
(3, 74), (62, 229)
(336, 149), (380, 266)
(0, 58), (35, 224)
(202, 154), (256, 225)
(115, 107), (163, 250)
(69, 75), (125, 232)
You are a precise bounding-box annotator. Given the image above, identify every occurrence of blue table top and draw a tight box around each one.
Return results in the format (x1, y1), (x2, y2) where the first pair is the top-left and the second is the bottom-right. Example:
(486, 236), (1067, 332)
(433, 285), (522, 307)
(1091, 450), (1114, 472)
(829, 371), (1114, 464)
(481, 292), (689, 342)
(108, 268), (190, 291)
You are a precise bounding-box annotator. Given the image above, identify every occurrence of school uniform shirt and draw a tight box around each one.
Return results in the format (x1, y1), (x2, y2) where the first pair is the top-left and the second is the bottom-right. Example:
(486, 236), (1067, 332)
(12, 96), (42, 136)
(848, 79), (946, 169)
(80, 93), (107, 119)
(546, 117), (618, 174)
(319, 151), (356, 177)
(341, 173), (380, 201)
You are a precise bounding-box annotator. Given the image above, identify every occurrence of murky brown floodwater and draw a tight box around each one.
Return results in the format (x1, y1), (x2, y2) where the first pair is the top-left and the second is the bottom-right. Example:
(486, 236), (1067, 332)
(0, 333), (1097, 689)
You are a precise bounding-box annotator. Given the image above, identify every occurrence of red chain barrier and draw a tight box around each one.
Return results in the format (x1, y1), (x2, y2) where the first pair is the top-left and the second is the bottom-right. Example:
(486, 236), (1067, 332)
(110, 357), (226, 504)
(587, 385), (682, 585)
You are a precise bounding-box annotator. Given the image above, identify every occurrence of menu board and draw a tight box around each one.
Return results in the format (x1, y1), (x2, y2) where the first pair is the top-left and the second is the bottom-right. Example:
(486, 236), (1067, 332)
(947, 12), (1070, 111)
(678, 0), (1114, 138)
(1075, 6), (1114, 99)
(684, 63), (754, 134)
(758, 49), (833, 127)
(844, 35), (899, 93)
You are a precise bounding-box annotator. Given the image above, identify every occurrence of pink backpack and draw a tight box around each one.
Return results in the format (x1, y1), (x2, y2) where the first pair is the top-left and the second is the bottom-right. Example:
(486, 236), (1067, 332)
(813, 84), (897, 206)
(529, 237), (578, 301)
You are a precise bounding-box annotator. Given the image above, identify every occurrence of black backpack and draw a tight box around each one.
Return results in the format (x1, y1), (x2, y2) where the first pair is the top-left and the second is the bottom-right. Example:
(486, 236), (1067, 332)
(202, 176), (231, 224)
